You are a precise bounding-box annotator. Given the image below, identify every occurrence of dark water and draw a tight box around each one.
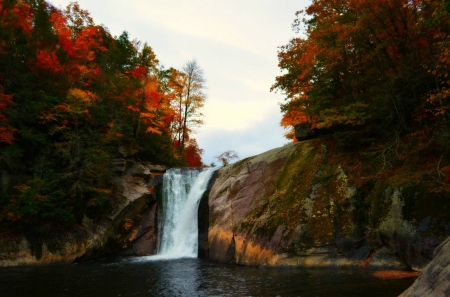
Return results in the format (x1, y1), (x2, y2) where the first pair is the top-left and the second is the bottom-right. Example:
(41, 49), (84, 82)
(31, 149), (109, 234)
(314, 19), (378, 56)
(0, 257), (414, 297)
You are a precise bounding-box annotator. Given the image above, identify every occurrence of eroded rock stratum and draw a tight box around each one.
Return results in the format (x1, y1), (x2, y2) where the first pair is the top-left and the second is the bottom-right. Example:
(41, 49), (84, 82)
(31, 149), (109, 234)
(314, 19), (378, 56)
(207, 140), (450, 270)
(0, 161), (163, 266)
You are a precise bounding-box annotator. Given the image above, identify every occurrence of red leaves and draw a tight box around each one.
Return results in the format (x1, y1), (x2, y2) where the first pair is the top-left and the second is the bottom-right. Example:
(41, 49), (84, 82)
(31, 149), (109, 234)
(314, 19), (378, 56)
(0, 86), (13, 122)
(51, 10), (75, 57)
(0, 126), (17, 144)
(442, 166), (450, 184)
(0, 86), (16, 144)
(274, 0), (440, 140)
(1, 1), (33, 35)
(132, 66), (147, 79)
(34, 50), (64, 73)
(183, 139), (203, 167)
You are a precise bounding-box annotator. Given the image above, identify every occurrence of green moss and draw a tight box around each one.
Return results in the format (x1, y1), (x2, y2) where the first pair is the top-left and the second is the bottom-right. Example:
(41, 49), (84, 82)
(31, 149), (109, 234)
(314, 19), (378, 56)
(368, 183), (392, 228)
(237, 140), (334, 240)
(232, 157), (253, 170)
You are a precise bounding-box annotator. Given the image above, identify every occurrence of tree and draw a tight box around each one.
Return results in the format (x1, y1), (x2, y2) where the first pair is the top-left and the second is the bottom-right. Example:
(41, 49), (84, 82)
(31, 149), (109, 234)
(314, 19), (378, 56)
(0, 0), (205, 233)
(272, 0), (437, 141)
(183, 139), (204, 167)
(215, 150), (239, 166)
(172, 59), (206, 153)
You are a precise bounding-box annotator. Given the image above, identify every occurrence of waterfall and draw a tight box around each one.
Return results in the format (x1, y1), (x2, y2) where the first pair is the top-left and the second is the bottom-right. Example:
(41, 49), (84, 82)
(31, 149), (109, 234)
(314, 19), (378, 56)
(153, 167), (216, 260)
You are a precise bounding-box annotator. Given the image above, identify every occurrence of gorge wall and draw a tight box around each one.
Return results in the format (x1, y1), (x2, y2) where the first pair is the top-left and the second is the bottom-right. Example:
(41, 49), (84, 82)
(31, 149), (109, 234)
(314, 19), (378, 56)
(0, 160), (163, 266)
(206, 140), (450, 270)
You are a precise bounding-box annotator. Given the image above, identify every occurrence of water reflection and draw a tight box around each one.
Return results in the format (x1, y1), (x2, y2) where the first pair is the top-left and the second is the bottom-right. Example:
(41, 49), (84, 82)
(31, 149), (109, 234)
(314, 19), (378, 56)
(0, 257), (414, 297)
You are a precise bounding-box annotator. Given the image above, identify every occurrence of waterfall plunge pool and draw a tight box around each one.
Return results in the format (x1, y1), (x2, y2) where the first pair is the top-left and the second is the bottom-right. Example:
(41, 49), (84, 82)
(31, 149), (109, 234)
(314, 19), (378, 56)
(0, 257), (414, 297)
(0, 169), (415, 296)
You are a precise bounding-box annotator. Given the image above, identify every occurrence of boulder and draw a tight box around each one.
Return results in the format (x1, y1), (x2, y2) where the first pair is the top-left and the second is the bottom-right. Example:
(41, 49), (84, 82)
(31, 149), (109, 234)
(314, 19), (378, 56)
(294, 123), (317, 141)
(400, 236), (450, 297)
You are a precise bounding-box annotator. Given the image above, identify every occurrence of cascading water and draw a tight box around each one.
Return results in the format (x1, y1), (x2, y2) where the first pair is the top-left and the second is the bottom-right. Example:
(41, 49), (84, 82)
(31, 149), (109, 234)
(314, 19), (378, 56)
(153, 167), (217, 260)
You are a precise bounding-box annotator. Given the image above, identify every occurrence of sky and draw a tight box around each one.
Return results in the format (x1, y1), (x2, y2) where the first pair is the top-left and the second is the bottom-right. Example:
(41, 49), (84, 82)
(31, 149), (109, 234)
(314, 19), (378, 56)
(49, 0), (311, 165)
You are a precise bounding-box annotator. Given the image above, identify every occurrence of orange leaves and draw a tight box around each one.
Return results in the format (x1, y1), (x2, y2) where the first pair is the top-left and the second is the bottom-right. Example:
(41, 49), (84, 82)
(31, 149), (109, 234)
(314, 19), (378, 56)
(0, 0), (33, 35)
(372, 270), (418, 280)
(127, 105), (140, 112)
(146, 126), (162, 135)
(274, 0), (438, 136)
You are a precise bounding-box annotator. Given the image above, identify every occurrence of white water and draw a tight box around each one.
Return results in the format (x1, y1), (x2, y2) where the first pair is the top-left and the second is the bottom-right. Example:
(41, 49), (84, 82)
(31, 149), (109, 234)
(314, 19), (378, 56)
(148, 167), (216, 260)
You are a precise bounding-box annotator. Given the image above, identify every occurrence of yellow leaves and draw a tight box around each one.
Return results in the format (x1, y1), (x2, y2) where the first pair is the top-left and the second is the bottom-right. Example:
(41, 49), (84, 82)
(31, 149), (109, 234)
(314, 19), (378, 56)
(39, 88), (98, 132)
(66, 88), (98, 107)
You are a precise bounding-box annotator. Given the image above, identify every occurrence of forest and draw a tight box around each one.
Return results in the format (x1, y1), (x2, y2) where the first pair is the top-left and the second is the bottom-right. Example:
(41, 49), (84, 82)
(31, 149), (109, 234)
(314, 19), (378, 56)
(1, 0), (450, 239)
(0, 0), (205, 234)
(273, 0), (450, 191)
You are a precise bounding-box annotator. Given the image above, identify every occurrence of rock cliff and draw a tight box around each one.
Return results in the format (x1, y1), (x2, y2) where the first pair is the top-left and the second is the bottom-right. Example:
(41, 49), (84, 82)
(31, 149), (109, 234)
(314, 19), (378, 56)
(207, 140), (450, 269)
(0, 161), (164, 266)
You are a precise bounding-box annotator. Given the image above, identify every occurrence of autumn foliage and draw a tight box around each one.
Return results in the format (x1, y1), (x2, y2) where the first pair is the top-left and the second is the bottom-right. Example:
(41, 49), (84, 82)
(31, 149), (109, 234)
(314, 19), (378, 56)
(0, 0), (204, 234)
(273, 0), (450, 137)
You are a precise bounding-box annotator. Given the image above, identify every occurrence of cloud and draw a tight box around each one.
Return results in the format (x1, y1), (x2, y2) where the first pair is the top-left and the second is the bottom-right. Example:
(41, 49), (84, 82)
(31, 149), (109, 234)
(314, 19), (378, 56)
(48, 0), (308, 166)
(196, 108), (287, 165)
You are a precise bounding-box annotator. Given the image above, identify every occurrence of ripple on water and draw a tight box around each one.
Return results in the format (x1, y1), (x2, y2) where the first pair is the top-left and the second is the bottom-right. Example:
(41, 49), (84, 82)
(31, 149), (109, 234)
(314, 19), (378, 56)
(0, 258), (415, 297)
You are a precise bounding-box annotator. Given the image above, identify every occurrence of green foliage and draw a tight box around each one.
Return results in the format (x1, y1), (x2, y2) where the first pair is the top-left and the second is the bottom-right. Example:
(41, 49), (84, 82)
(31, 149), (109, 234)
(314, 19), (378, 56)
(273, 0), (449, 147)
(0, 0), (198, 235)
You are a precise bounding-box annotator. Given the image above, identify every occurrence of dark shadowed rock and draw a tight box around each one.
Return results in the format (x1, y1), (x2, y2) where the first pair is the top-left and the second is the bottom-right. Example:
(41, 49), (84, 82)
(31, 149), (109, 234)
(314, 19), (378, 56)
(400, 236), (450, 297)
(294, 123), (317, 141)
(128, 203), (158, 256)
(0, 161), (163, 266)
(198, 170), (218, 259)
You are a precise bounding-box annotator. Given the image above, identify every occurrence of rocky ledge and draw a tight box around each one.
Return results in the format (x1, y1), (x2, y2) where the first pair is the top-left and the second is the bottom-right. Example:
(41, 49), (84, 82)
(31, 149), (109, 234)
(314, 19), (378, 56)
(0, 160), (165, 267)
(205, 140), (449, 270)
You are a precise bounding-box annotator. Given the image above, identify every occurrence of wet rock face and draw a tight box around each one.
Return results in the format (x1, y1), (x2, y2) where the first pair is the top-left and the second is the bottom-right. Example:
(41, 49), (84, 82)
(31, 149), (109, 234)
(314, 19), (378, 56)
(127, 203), (158, 256)
(0, 231), (91, 267)
(0, 161), (165, 267)
(400, 236), (450, 297)
(207, 141), (449, 268)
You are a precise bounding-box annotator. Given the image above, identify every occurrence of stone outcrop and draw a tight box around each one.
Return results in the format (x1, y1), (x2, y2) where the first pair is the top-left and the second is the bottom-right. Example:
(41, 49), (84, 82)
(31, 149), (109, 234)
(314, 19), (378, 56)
(400, 236), (450, 297)
(206, 140), (450, 269)
(294, 123), (317, 141)
(198, 170), (219, 259)
(0, 161), (165, 267)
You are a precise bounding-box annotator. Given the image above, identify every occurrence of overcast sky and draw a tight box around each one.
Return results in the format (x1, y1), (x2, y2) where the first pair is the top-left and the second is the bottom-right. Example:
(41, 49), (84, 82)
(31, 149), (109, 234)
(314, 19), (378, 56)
(49, 0), (310, 165)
